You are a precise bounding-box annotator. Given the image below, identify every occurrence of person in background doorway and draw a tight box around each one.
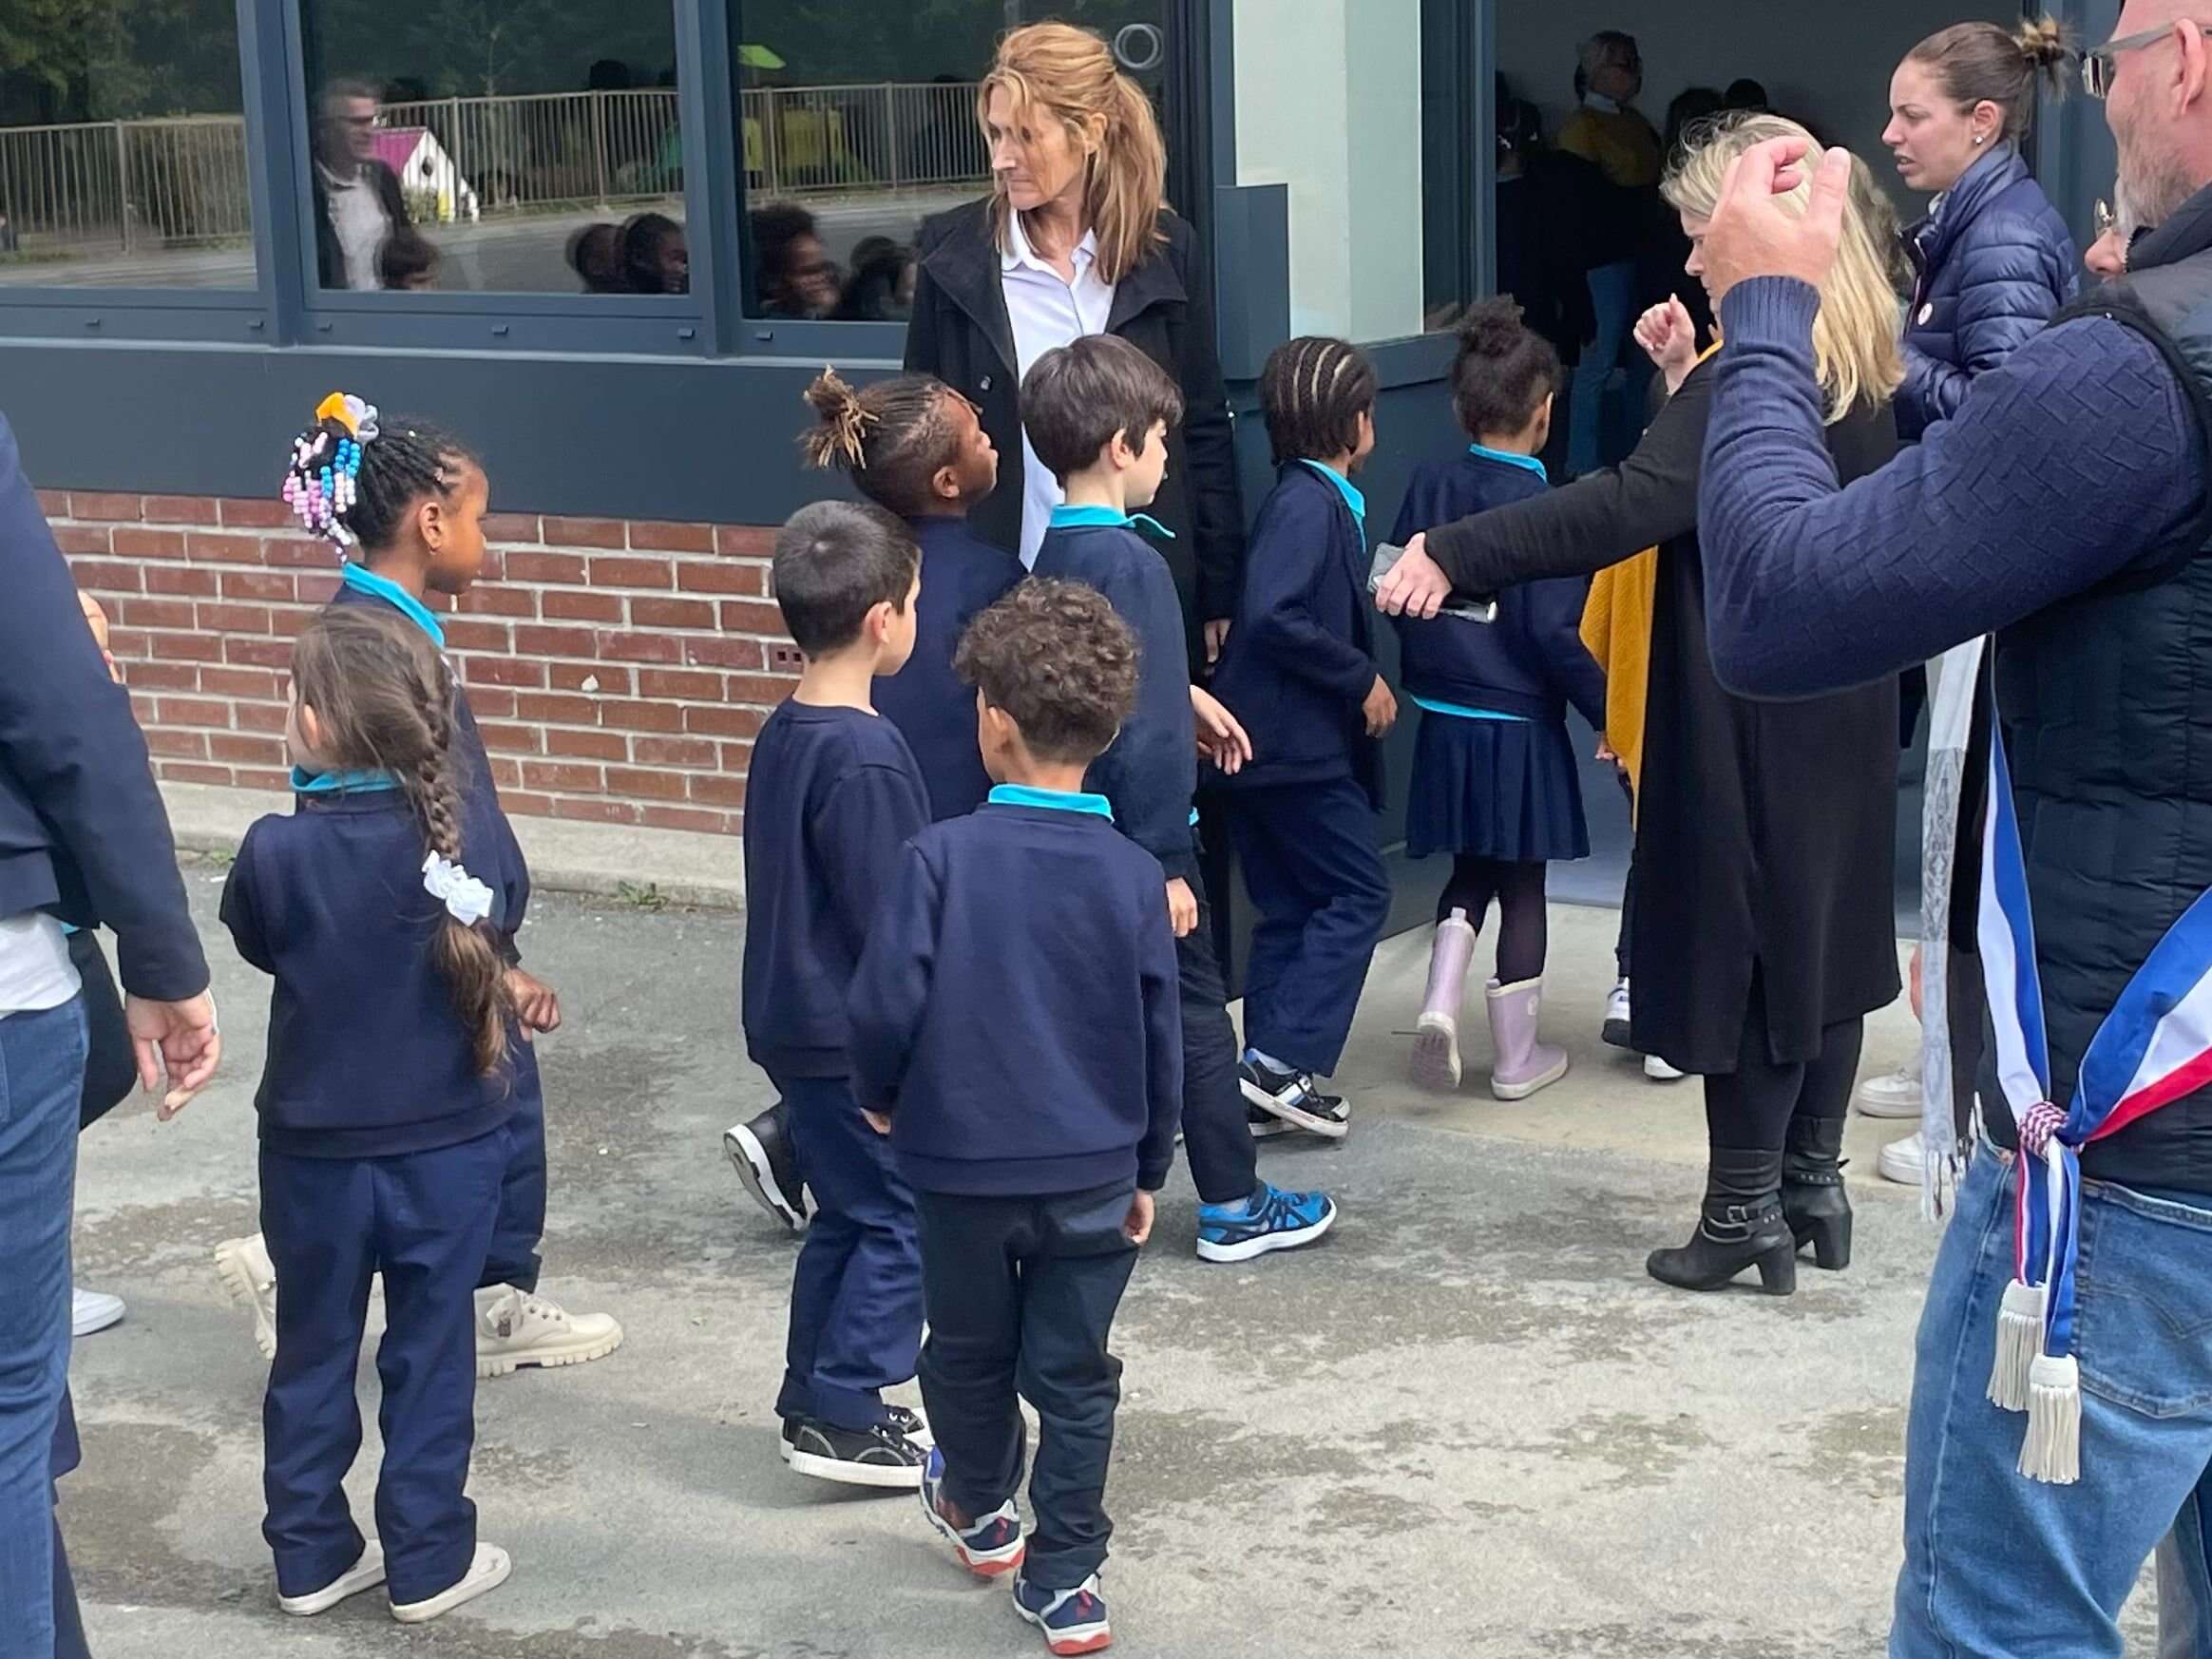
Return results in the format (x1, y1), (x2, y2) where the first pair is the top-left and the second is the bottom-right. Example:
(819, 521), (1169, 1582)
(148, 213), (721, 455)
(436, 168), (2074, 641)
(312, 80), (410, 292)
(620, 212), (690, 296)
(1557, 30), (1664, 478)
(1387, 300), (1604, 1101)
(832, 237), (917, 321)
(1495, 84), (1601, 372)
(1377, 115), (1907, 1297)
(1861, 15), (2077, 1158)
(752, 203), (839, 317)
(1724, 78), (1771, 113)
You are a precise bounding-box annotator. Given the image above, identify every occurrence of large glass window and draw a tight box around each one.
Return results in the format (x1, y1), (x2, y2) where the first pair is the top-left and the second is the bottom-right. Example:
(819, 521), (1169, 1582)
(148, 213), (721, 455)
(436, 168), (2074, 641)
(734, 2), (1168, 321)
(0, 1), (254, 289)
(298, 3), (686, 295)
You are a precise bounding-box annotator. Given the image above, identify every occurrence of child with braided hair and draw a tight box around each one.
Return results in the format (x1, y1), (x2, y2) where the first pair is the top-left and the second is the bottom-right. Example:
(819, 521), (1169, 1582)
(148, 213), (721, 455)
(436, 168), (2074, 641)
(219, 605), (524, 1621)
(723, 369), (1013, 1234)
(215, 394), (621, 1380)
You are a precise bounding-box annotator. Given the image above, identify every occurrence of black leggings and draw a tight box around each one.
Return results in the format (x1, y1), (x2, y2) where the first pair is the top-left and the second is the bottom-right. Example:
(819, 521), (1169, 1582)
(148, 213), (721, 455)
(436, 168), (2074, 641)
(1703, 1001), (1866, 1154)
(1436, 856), (1548, 985)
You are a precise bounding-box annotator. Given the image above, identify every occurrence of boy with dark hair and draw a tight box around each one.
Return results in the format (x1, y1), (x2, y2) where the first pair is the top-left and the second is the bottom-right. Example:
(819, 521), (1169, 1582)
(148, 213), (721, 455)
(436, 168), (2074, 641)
(1025, 334), (1340, 1266)
(743, 499), (933, 1486)
(849, 579), (1176, 1656)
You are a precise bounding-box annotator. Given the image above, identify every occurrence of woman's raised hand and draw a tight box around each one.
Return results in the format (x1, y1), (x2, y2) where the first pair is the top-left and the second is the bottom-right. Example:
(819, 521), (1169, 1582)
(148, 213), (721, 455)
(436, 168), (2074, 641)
(1634, 295), (1699, 389)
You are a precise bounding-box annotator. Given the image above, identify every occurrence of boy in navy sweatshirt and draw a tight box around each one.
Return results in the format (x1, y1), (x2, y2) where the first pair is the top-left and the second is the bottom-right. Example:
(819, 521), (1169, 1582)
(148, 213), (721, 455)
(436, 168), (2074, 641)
(742, 499), (933, 1486)
(724, 369), (1017, 1235)
(1026, 334), (1338, 1266)
(217, 397), (621, 1382)
(848, 580), (1176, 1656)
(1210, 337), (1394, 1124)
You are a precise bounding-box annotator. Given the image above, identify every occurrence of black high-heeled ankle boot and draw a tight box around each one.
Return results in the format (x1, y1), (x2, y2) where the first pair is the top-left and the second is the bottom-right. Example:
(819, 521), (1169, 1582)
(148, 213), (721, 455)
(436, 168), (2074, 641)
(1647, 1146), (1797, 1294)
(1782, 1114), (1853, 1270)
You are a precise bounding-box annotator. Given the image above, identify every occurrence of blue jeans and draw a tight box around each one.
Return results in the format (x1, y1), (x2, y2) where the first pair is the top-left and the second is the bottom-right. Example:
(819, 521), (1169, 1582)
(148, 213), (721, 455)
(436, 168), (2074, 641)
(1892, 1152), (2212, 1657)
(0, 999), (88, 1659)
(1568, 258), (1647, 477)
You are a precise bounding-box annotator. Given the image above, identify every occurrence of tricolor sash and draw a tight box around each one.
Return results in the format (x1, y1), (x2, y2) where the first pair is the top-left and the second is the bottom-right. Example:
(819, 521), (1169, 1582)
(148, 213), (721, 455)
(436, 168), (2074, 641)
(1974, 655), (2212, 1482)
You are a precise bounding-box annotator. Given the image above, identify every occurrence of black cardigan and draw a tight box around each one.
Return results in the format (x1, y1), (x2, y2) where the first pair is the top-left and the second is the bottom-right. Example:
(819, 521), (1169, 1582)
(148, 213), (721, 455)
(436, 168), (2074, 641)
(904, 200), (1245, 650)
(1426, 362), (1901, 1074)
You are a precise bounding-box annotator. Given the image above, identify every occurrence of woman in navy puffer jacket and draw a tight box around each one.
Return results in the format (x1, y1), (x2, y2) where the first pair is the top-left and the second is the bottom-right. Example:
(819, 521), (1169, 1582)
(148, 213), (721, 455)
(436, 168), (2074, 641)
(1883, 16), (2077, 440)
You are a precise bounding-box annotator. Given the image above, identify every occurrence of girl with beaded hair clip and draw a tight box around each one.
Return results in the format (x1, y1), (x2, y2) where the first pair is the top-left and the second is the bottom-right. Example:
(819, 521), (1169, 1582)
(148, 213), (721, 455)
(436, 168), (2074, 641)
(219, 604), (524, 1622)
(212, 395), (623, 1383)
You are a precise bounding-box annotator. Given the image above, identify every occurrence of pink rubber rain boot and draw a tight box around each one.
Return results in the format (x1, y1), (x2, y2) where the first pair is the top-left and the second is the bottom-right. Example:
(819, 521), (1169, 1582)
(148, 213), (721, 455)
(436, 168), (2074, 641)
(1410, 909), (1478, 1091)
(1486, 977), (1569, 1100)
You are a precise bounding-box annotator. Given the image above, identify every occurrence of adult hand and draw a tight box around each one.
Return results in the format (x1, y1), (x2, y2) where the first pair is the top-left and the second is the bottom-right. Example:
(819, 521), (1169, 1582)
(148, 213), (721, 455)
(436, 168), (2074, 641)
(1204, 619), (1231, 665)
(1373, 533), (1453, 620)
(1165, 877), (1198, 939)
(505, 967), (562, 1037)
(126, 991), (221, 1119)
(1362, 675), (1399, 738)
(1699, 137), (1851, 305)
(1633, 295), (1700, 391)
(862, 1108), (892, 1136)
(1190, 684), (1252, 774)
(1595, 734), (1618, 764)
(1123, 1189), (1155, 1245)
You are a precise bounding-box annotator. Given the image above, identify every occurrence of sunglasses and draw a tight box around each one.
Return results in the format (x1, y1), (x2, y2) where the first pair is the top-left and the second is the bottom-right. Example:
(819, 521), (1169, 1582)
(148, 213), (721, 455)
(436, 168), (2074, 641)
(2084, 22), (2212, 99)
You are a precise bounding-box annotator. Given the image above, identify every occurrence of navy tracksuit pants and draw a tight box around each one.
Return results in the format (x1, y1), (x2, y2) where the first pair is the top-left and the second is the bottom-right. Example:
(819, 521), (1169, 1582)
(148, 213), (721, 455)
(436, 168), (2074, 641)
(774, 1074), (922, 1432)
(1176, 880), (1261, 1207)
(916, 1180), (1138, 1591)
(259, 1124), (505, 1607)
(1229, 776), (1390, 1077)
(484, 1048), (546, 1293)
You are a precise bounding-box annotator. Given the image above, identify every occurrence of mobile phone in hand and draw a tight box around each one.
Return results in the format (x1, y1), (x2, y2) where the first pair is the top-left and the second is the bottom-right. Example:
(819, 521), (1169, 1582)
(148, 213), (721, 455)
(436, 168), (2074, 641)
(1368, 543), (1498, 624)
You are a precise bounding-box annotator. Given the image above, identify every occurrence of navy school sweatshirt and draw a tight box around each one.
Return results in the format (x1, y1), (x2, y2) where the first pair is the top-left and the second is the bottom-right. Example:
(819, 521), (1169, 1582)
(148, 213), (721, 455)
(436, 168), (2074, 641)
(1209, 460), (1385, 805)
(741, 700), (930, 1078)
(219, 781), (524, 1157)
(874, 514), (1023, 821)
(1030, 512), (1198, 882)
(330, 563), (533, 959)
(1387, 448), (1606, 729)
(847, 789), (1183, 1195)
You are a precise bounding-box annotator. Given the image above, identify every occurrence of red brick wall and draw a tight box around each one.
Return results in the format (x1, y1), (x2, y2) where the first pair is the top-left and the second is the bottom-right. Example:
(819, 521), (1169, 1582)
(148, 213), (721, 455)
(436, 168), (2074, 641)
(46, 490), (798, 835)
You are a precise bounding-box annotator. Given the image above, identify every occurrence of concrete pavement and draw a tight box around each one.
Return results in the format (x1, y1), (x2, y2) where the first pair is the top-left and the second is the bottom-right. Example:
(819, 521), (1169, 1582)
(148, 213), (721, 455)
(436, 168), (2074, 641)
(61, 875), (2163, 1656)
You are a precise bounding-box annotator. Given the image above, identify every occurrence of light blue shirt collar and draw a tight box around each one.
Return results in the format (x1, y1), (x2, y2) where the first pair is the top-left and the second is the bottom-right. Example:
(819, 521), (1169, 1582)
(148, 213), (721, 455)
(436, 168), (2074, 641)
(340, 561), (446, 648)
(1468, 442), (1550, 481)
(1298, 458), (1366, 534)
(1584, 91), (1623, 115)
(1046, 504), (1175, 541)
(987, 784), (1115, 820)
(291, 765), (400, 794)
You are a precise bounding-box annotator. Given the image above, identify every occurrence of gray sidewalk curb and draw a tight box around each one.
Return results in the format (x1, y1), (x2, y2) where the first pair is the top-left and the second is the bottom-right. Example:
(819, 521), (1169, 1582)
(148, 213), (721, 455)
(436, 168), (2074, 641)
(161, 780), (747, 911)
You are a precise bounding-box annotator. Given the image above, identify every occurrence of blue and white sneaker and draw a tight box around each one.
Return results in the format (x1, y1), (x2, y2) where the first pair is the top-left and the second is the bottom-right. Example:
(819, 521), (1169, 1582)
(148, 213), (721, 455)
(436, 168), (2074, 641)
(1194, 1181), (1338, 1264)
(1012, 1572), (1112, 1655)
(1237, 1057), (1350, 1138)
(918, 1446), (1025, 1577)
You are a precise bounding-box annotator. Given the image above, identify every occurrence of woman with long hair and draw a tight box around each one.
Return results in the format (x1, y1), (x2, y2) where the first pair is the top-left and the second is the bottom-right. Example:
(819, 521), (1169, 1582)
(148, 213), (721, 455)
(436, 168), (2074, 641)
(1377, 114), (1905, 1297)
(903, 22), (1243, 669)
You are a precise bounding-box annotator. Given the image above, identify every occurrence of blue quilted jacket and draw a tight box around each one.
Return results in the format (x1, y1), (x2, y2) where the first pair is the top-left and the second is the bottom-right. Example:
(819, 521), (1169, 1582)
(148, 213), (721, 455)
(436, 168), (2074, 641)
(1898, 144), (2077, 440)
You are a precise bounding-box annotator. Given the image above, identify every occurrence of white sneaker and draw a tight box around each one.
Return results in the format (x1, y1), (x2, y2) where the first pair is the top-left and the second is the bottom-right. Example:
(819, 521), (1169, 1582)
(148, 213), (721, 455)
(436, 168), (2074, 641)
(1858, 1066), (1923, 1118)
(214, 1233), (278, 1360)
(1603, 980), (1633, 1049)
(474, 1286), (622, 1379)
(279, 1540), (385, 1616)
(390, 1542), (511, 1624)
(1879, 1131), (1926, 1186)
(70, 1287), (124, 1338)
(1644, 1054), (1686, 1082)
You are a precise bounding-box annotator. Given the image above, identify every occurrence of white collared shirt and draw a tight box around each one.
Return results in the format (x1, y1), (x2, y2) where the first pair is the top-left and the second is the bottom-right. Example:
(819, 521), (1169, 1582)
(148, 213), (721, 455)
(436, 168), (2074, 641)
(319, 162), (389, 291)
(1001, 212), (1116, 566)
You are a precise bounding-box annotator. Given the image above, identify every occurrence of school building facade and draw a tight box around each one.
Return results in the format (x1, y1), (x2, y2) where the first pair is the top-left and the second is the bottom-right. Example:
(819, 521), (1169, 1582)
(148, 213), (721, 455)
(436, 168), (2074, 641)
(0, 0), (2118, 911)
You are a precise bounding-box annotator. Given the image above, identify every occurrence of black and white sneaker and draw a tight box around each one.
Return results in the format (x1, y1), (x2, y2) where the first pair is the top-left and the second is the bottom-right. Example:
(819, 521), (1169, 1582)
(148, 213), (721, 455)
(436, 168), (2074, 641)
(726, 1101), (808, 1231)
(1238, 1058), (1350, 1139)
(1246, 1104), (1292, 1139)
(786, 1416), (928, 1489)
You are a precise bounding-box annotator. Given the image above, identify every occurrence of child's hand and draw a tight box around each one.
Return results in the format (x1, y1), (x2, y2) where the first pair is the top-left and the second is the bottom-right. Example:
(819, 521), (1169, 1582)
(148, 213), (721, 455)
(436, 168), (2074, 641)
(1204, 618), (1232, 665)
(1634, 294), (1700, 391)
(862, 1109), (892, 1136)
(1165, 877), (1198, 938)
(1362, 675), (1399, 737)
(1595, 734), (1617, 763)
(1123, 1190), (1155, 1245)
(505, 968), (562, 1037)
(1190, 685), (1252, 774)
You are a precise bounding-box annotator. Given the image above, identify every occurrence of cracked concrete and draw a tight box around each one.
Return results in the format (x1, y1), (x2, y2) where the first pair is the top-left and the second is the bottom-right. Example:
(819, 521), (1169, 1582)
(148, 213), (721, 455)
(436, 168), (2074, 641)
(59, 878), (2163, 1656)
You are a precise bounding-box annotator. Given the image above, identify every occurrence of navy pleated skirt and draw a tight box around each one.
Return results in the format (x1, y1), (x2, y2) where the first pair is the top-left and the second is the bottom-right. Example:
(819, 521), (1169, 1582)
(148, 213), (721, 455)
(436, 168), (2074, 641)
(1404, 710), (1590, 863)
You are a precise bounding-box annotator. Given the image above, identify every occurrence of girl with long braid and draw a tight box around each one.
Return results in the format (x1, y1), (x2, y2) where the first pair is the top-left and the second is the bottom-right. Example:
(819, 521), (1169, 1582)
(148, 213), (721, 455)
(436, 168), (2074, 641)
(219, 605), (524, 1621)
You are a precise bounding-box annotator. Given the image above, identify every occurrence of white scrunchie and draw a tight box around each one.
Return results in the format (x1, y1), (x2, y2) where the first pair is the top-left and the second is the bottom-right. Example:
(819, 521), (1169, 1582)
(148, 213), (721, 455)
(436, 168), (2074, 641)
(422, 852), (494, 926)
